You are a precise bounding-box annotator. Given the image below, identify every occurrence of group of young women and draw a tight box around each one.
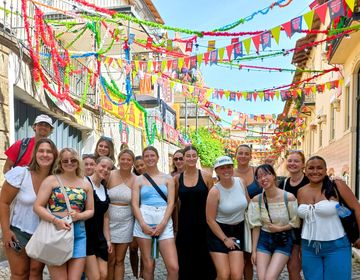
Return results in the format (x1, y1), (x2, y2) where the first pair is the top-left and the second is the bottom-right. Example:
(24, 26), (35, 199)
(1, 136), (360, 280)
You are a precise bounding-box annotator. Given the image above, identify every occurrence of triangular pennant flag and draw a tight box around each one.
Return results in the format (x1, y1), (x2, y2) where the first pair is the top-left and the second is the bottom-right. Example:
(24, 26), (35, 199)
(151, 75), (158, 85)
(328, 0), (345, 21)
(258, 92), (264, 101)
(167, 60), (172, 71)
(270, 26), (281, 44)
(134, 60), (139, 72)
(226, 44), (234, 60)
(236, 92), (242, 100)
(161, 60), (166, 72)
(147, 61), (152, 72)
(345, 0), (356, 12)
(315, 3), (328, 24)
(203, 52), (210, 65)
(252, 35), (261, 52)
(224, 90), (230, 100)
(297, 89), (302, 97)
(282, 21), (292, 38)
(303, 10), (315, 30)
(218, 47), (225, 62)
(243, 38), (251, 54)
(253, 92), (258, 101)
(178, 58), (184, 70)
(184, 57), (190, 69)
(197, 54), (203, 67)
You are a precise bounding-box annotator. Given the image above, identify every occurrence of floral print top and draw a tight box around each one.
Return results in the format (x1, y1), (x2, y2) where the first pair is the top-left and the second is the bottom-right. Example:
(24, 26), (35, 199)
(48, 186), (87, 212)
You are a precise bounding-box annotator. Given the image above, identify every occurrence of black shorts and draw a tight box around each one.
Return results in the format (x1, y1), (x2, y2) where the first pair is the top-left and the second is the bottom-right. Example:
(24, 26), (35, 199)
(207, 221), (244, 253)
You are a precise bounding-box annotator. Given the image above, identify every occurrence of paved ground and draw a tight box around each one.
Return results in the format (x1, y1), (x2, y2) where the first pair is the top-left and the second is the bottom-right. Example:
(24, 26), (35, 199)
(1, 251), (360, 279)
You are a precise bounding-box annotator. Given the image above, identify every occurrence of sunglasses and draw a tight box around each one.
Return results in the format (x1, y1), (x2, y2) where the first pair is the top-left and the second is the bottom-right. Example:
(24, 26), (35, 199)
(100, 136), (113, 141)
(61, 158), (78, 164)
(82, 153), (95, 160)
(173, 157), (184, 161)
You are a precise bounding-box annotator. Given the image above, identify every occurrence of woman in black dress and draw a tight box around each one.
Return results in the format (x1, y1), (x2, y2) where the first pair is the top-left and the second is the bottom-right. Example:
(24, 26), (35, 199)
(174, 145), (215, 280)
(85, 156), (113, 280)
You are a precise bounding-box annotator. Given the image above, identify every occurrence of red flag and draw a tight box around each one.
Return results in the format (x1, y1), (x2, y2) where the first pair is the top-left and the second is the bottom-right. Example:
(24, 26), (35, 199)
(282, 21), (292, 38)
(315, 3), (328, 24)
(203, 52), (210, 65)
(226, 44), (234, 61)
(252, 35), (261, 52)
(146, 37), (153, 48)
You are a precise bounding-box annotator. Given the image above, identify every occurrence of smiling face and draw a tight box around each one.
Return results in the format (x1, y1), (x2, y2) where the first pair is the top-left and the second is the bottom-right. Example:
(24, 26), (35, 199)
(134, 158), (146, 175)
(143, 149), (159, 168)
(33, 122), (52, 138)
(84, 157), (96, 176)
(286, 152), (305, 174)
(60, 151), (79, 173)
(305, 158), (327, 184)
(184, 149), (198, 168)
(236, 146), (252, 166)
(95, 158), (113, 181)
(119, 152), (134, 172)
(215, 164), (234, 180)
(173, 151), (185, 171)
(35, 142), (55, 168)
(255, 166), (276, 190)
(96, 140), (110, 157)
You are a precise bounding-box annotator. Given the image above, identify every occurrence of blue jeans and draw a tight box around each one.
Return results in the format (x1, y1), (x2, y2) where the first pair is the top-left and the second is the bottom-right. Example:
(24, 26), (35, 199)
(257, 229), (293, 257)
(301, 236), (351, 280)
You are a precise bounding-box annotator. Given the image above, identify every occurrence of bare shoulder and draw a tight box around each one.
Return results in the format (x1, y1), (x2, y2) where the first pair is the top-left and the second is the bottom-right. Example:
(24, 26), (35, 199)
(208, 184), (220, 197)
(201, 170), (212, 180)
(252, 193), (261, 202)
(43, 175), (57, 185)
(297, 184), (310, 196)
(286, 192), (296, 202)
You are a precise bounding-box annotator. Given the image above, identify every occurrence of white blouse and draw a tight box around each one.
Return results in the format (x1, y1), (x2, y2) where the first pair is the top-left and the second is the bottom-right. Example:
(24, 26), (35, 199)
(5, 167), (39, 234)
(298, 200), (345, 241)
(248, 196), (300, 232)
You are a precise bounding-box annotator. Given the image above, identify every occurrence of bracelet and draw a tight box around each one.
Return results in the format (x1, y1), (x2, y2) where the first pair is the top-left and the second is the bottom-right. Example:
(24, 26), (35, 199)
(106, 240), (112, 244)
(51, 216), (57, 224)
(223, 237), (228, 242)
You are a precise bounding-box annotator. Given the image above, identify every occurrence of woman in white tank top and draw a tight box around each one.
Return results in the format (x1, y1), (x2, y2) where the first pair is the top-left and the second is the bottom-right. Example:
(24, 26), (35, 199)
(297, 156), (360, 280)
(206, 156), (249, 279)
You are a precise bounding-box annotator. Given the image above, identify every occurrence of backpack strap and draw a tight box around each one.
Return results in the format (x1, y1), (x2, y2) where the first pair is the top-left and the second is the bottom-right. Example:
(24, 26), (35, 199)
(14, 138), (31, 166)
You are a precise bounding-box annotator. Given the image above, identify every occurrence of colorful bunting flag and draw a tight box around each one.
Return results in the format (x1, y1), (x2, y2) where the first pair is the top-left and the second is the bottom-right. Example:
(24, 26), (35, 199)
(328, 0), (345, 20)
(261, 32), (271, 51)
(291, 16), (303, 35)
(185, 41), (193, 52)
(271, 26), (281, 44)
(315, 3), (328, 24)
(208, 40), (215, 52)
(210, 50), (218, 65)
(303, 10), (315, 30)
(233, 42), (243, 60)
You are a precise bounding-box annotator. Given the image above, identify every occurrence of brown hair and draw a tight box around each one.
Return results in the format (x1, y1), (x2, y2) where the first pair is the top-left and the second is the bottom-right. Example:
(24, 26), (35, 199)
(53, 148), (83, 177)
(28, 138), (58, 174)
(183, 145), (198, 155)
(94, 137), (115, 162)
(172, 149), (184, 174)
(235, 144), (252, 155)
(142, 146), (159, 157)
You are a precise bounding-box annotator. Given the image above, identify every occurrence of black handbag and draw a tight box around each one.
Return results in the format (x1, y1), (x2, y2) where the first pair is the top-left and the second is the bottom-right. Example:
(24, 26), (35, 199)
(334, 182), (359, 244)
(261, 191), (294, 246)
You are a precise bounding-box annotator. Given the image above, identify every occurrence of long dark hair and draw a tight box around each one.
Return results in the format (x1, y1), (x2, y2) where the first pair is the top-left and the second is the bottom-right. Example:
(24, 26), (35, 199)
(133, 156), (143, 176)
(306, 156), (337, 200)
(255, 164), (277, 186)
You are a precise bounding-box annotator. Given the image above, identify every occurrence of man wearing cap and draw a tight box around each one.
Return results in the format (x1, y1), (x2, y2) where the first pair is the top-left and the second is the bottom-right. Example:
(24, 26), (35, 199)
(3, 114), (54, 174)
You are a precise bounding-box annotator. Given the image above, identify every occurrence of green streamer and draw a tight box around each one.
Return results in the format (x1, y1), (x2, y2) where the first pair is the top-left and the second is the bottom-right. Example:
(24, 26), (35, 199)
(65, 26), (88, 49)
(80, 72), (91, 107)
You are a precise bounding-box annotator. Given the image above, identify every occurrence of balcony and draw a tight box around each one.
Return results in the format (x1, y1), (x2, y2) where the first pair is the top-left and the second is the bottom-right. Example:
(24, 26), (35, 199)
(329, 10), (360, 64)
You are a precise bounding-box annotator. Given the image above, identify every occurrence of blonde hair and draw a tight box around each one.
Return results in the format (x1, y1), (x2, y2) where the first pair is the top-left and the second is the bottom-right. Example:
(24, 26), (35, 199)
(53, 148), (83, 177)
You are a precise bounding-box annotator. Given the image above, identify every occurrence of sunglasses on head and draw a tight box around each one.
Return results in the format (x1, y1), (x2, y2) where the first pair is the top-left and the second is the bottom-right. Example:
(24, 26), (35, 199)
(61, 158), (78, 164)
(100, 136), (113, 142)
(173, 157), (184, 162)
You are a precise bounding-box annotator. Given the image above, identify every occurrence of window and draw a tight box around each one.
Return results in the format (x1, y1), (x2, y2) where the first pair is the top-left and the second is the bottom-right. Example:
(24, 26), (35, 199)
(330, 105), (336, 140)
(345, 85), (350, 131)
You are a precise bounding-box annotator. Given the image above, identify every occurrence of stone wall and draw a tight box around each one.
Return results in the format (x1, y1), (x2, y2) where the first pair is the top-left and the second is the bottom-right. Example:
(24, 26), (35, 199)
(0, 45), (10, 183)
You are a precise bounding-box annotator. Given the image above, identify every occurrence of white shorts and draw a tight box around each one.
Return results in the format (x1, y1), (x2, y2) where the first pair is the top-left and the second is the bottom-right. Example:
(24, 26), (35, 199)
(133, 205), (174, 241)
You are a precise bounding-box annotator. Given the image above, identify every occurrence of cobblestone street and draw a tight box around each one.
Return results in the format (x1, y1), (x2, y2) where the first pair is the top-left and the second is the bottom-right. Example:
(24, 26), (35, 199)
(1, 252), (360, 279)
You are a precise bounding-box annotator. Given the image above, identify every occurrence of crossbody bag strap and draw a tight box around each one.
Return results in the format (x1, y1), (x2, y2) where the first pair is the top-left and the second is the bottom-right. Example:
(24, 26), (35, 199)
(143, 173), (168, 202)
(55, 175), (73, 214)
(283, 191), (291, 221)
(262, 192), (274, 223)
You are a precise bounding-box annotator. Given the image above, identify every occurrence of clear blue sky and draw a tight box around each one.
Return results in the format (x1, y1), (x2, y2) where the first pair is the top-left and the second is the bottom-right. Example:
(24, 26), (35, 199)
(152, 0), (314, 125)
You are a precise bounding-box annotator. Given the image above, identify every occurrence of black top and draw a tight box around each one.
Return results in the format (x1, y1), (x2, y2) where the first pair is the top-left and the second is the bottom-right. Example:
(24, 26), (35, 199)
(176, 170), (215, 280)
(279, 175), (310, 198)
(85, 177), (110, 246)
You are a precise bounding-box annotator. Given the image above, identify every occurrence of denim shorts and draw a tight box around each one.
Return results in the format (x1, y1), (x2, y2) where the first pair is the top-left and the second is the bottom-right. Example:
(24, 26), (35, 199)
(207, 221), (244, 253)
(10, 225), (32, 248)
(73, 221), (87, 258)
(133, 205), (174, 241)
(257, 229), (293, 257)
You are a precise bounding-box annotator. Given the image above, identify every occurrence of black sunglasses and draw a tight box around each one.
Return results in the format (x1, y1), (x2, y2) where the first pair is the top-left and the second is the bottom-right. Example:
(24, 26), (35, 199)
(174, 157), (184, 161)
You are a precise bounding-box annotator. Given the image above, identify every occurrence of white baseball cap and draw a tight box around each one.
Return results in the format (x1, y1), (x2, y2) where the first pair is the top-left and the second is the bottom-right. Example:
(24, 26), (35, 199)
(33, 114), (54, 127)
(214, 156), (233, 169)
